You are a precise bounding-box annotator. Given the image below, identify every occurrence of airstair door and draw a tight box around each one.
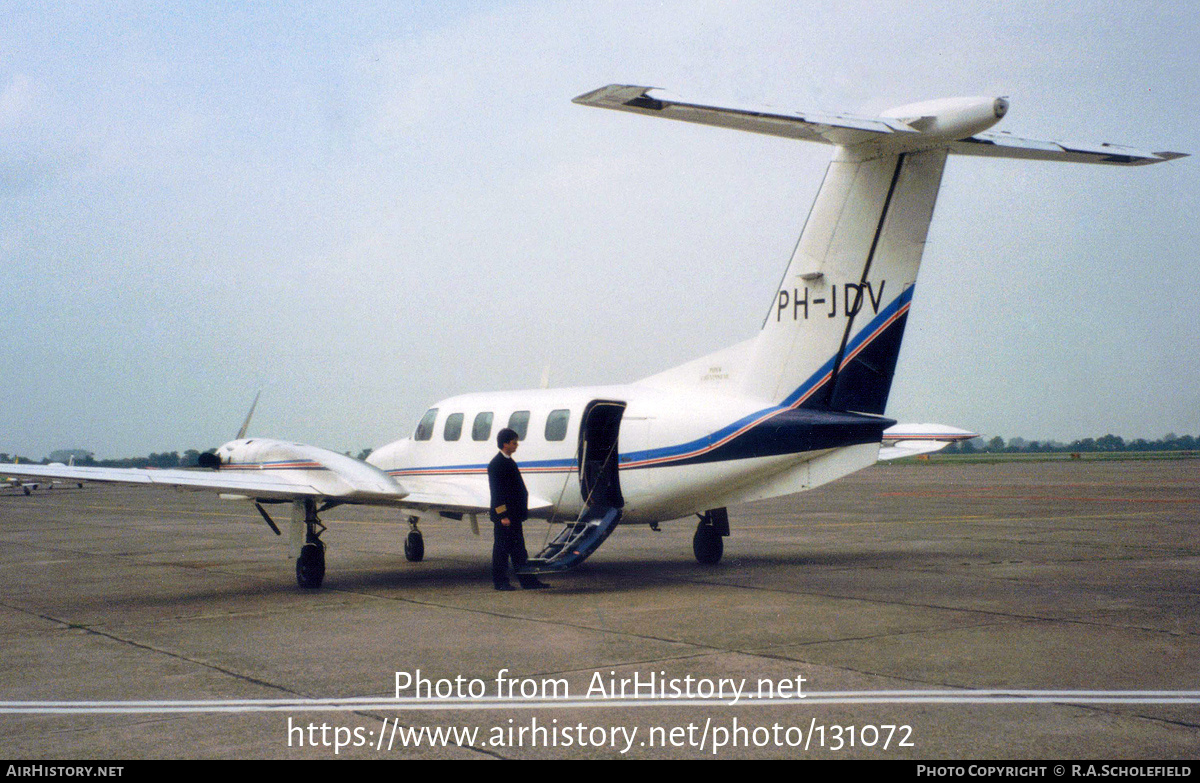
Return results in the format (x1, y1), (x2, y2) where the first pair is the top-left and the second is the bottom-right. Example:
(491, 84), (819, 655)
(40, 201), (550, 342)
(578, 399), (625, 509)
(520, 399), (625, 574)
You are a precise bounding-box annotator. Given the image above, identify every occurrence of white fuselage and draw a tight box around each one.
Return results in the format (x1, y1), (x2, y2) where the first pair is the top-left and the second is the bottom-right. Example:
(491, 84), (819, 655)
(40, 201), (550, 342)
(366, 382), (885, 525)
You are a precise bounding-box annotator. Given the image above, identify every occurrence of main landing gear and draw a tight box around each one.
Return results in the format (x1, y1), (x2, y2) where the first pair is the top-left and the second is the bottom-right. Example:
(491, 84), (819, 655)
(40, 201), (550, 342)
(404, 517), (425, 562)
(295, 498), (326, 589)
(693, 508), (729, 566)
(284, 503), (428, 589)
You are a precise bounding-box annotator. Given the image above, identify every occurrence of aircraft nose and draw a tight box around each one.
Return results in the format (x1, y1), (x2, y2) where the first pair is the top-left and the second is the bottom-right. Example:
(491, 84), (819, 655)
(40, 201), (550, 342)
(994, 97), (1009, 118)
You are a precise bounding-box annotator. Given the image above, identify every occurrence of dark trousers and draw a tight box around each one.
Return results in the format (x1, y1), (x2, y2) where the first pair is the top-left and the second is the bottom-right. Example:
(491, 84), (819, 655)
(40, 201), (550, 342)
(493, 524), (536, 587)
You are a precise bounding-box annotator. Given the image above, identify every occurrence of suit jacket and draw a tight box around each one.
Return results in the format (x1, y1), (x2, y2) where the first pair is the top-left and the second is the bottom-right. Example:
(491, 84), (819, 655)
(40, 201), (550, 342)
(488, 451), (528, 526)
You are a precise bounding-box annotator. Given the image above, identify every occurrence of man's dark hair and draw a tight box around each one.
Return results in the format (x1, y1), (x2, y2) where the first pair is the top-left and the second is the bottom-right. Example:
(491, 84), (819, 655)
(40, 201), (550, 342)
(497, 428), (519, 448)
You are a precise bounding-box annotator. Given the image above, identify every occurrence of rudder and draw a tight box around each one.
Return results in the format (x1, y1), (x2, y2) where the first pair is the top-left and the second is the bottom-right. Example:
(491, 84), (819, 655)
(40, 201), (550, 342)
(742, 148), (948, 414)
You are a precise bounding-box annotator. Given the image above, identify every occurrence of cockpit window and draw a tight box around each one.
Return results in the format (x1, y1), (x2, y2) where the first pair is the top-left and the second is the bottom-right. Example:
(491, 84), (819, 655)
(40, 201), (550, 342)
(414, 408), (438, 441)
(444, 412), (464, 441)
(545, 409), (569, 441)
(508, 410), (530, 440)
(472, 412), (493, 442)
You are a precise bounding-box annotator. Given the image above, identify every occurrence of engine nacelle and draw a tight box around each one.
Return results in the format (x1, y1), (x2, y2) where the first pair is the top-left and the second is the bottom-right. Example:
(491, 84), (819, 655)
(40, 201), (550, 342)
(882, 96), (1008, 141)
(212, 437), (404, 498)
(215, 438), (320, 470)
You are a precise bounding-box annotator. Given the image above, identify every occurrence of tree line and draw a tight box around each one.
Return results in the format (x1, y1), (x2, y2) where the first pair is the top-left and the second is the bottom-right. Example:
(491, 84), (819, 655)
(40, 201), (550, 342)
(942, 433), (1198, 455)
(1, 448), (375, 468)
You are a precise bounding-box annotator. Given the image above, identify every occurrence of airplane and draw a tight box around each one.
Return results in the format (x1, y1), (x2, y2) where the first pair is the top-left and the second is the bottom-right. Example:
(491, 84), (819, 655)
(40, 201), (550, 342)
(0, 476), (40, 496)
(0, 456), (84, 495)
(0, 84), (1184, 589)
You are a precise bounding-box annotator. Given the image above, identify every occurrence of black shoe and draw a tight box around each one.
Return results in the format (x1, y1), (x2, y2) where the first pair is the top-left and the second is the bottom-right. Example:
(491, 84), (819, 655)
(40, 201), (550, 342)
(521, 579), (551, 589)
(494, 583), (517, 591)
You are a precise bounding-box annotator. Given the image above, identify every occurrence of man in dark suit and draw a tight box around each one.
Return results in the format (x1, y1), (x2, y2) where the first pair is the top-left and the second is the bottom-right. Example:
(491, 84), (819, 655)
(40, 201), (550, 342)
(488, 427), (549, 591)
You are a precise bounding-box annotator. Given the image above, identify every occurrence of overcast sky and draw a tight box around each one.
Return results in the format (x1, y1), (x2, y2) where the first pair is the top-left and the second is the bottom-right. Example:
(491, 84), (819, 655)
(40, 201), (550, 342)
(2, 1), (1196, 459)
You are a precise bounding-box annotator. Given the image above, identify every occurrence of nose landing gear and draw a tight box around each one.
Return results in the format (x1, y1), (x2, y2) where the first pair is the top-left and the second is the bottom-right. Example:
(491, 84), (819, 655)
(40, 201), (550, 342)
(294, 498), (327, 589)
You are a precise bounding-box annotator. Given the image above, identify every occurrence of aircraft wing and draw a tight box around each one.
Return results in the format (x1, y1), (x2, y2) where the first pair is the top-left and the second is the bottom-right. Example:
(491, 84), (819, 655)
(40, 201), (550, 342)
(950, 132), (1187, 166)
(0, 462), (358, 501)
(397, 473), (553, 516)
(573, 84), (914, 146)
(0, 460), (552, 516)
(0, 460), (425, 507)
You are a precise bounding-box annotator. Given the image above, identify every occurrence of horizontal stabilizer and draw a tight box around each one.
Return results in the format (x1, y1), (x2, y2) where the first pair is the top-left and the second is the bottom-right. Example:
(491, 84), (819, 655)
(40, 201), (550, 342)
(880, 423), (978, 460)
(951, 132), (1186, 166)
(575, 84), (1186, 165)
(879, 440), (954, 460)
(883, 423), (978, 442)
(573, 84), (911, 146)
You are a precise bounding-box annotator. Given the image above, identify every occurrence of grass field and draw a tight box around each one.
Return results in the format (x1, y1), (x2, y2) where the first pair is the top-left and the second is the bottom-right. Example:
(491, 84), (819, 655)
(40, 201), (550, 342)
(884, 450), (1199, 465)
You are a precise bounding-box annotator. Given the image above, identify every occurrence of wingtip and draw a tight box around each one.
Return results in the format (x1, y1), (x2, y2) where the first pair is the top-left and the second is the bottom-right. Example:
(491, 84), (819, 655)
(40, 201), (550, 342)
(572, 84), (658, 106)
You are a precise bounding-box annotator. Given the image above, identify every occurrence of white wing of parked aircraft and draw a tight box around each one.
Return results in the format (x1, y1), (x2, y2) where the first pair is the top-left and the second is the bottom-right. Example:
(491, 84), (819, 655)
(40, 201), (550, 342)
(1, 84), (1184, 588)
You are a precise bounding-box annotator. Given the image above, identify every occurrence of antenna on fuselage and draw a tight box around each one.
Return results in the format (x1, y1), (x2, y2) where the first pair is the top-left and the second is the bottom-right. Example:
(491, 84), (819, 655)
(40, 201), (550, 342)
(236, 391), (261, 440)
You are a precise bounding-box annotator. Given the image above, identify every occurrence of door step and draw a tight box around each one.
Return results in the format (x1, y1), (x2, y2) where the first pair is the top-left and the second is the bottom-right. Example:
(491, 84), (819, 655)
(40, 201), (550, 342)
(518, 506), (622, 573)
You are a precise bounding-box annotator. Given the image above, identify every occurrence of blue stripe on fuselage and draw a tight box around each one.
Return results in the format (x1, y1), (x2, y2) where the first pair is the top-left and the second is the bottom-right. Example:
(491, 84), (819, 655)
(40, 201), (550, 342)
(619, 285), (912, 467)
(392, 287), (912, 477)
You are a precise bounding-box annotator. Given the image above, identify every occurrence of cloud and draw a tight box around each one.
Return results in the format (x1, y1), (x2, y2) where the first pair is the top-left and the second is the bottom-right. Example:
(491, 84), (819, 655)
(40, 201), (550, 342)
(0, 2), (1195, 456)
(0, 73), (36, 127)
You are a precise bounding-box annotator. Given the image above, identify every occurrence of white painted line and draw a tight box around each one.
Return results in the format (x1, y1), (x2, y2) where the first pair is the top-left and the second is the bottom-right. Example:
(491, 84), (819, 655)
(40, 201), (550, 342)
(1, 690), (1199, 714)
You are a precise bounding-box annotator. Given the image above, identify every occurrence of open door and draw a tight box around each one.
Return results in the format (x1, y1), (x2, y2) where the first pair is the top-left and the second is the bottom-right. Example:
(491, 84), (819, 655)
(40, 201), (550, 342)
(520, 399), (625, 574)
(578, 399), (626, 509)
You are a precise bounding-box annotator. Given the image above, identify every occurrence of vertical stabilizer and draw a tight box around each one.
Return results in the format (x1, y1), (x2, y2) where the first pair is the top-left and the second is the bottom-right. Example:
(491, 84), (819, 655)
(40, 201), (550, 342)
(743, 148), (947, 413)
(574, 84), (1184, 413)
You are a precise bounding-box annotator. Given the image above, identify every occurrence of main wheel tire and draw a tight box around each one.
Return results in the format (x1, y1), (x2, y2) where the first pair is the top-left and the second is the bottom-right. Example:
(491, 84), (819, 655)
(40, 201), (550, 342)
(404, 531), (425, 562)
(693, 526), (723, 565)
(296, 543), (326, 589)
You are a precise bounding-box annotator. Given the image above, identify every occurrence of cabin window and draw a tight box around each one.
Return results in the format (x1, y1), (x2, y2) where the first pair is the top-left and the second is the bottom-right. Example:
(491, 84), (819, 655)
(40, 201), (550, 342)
(414, 408), (438, 441)
(508, 410), (530, 440)
(545, 409), (570, 441)
(472, 412), (494, 442)
(443, 412), (463, 441)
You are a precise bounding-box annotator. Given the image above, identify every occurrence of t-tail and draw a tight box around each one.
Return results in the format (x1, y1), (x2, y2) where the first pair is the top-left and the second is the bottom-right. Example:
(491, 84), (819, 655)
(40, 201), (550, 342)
(575, 86), (1185, 413)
